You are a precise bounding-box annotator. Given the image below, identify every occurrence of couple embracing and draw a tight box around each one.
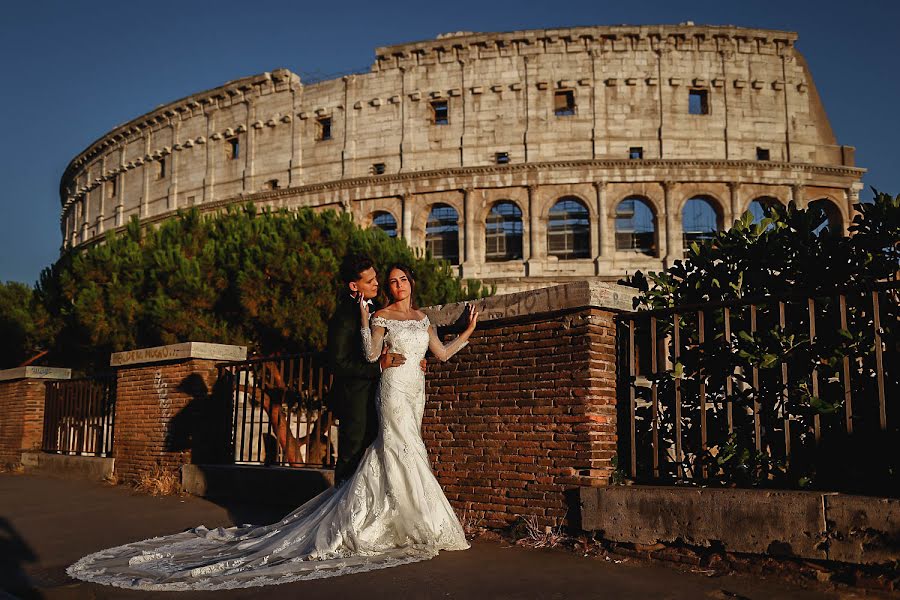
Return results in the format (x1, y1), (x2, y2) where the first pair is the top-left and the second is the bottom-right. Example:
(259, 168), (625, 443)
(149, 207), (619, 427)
(67, 254), (478, 591)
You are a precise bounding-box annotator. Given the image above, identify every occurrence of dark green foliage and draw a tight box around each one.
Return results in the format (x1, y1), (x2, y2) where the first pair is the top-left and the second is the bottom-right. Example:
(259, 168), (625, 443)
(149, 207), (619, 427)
(621, 191), (899, 495)
(0, 281), (53, 367)
(32, 206), (490, 371)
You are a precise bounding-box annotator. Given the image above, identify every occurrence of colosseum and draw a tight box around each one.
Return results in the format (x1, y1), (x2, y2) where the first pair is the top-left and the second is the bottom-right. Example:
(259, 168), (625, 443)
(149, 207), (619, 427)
(60, 24), (864, 292)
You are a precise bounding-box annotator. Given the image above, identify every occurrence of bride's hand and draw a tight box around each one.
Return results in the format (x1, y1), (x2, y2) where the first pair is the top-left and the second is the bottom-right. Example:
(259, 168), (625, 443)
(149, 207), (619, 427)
(357, 294), (369, 326)
(464, 304), (479, 333)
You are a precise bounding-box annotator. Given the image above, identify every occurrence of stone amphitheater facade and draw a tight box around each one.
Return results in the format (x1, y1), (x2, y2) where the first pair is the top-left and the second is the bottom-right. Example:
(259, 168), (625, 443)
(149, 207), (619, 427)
(60, 25), (864, 292)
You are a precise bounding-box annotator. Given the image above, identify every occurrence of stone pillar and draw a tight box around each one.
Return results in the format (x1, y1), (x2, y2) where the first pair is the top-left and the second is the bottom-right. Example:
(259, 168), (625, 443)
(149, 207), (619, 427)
(846, 183), (863, 235)
(525, 185), (542, 276)
(422, 281), (636, 528)
(727, 181), (741, 225)
(662, 181), (681, 267)
(0, 367), (71, 466)
(110, 342), (246, 483)
(462, 187), (477, 276)
(401, 194), (413, 242)
(141, 134), (151, 217)
(594, 181), (612, 273)
(791, 183), (805, 208)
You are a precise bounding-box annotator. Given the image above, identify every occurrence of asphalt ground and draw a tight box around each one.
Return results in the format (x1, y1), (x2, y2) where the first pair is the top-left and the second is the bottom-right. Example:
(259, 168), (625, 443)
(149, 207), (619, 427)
(0, 473), (884, 599)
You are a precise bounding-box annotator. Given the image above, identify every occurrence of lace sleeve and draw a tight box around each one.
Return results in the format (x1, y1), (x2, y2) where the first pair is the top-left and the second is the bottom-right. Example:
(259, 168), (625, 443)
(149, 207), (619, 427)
(427, 324), (468, 362)
(361, 324), (386, 362)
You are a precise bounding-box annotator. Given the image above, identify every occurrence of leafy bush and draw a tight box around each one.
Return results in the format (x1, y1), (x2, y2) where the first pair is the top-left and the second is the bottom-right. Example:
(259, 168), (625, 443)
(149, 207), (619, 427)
(620, 191), (898, 495)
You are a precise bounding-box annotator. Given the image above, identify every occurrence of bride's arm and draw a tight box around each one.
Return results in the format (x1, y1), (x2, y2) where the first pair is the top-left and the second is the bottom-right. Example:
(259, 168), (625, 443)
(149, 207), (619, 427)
(427, 305), (479, 362)
(361, 323), (386, 363)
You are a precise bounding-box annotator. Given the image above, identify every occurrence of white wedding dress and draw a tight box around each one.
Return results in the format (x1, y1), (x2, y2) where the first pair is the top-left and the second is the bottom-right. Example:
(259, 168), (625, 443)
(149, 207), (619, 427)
(67, 315), (469, 591)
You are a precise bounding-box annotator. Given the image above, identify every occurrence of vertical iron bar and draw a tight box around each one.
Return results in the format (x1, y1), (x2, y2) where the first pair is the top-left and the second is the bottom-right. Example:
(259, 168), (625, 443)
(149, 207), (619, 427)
(751, 304), (761, 453)
(839, 295), (853, 434)
(628, 319), (637, 478)
(780, 301), (791, 459)
(698, 310), (707, 479)
(239, 366), (251, 462)
(650, 316), (659, 479)
(255, 362), (265, 463)
(229, 366), (240, 463)
(807, 298), (821, 443)
(286, 357), (295, 455)
(317, 365), (326, 467)
(872, 291), (887, 430)
(673, 312), (683, 479)
(724, 307), (734, 434)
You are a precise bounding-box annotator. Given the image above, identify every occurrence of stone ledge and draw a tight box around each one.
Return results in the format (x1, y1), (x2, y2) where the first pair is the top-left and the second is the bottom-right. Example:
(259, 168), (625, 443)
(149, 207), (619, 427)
(0, 366), (72, 382)
(580, 486), (899, 566)
(424, 281), (637, 327)
(110, 342), (247, 367)
(21, 451), (114, 481)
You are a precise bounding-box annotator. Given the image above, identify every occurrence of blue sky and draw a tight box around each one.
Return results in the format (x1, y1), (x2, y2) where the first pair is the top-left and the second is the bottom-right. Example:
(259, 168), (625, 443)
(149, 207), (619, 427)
(1, 0), (897, 285)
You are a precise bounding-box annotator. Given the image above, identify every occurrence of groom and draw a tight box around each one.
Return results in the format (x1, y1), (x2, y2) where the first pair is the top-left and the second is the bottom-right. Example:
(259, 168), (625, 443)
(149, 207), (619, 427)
(326, 254), (405, 485)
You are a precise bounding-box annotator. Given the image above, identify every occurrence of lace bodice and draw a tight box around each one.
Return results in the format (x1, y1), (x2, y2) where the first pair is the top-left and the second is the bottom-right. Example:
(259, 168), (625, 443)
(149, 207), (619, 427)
(361, 316), (468, 363)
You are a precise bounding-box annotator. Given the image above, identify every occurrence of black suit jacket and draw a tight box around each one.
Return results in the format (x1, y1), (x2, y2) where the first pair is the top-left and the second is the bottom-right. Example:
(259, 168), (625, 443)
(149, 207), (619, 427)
(325, 296), (381, 414)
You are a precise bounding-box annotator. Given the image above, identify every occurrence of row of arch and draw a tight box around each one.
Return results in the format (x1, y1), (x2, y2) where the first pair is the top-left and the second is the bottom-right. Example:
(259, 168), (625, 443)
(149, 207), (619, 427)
(370, 195), (845, 264)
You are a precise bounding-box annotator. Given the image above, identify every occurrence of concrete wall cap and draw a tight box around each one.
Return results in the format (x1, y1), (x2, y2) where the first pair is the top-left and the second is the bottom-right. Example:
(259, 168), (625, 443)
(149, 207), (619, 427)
(0, 366), (72, 382)
(110, 342), (247, 367)
(423, 281), (637, 327)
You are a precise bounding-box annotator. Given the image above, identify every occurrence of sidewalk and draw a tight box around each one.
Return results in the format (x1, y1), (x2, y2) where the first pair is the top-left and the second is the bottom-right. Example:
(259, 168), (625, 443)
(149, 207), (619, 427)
(0, 473), (873, 599)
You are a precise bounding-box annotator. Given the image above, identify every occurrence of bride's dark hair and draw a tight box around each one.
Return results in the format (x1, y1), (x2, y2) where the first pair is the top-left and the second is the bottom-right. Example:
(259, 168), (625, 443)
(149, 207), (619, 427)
(384, 263), (417, 308)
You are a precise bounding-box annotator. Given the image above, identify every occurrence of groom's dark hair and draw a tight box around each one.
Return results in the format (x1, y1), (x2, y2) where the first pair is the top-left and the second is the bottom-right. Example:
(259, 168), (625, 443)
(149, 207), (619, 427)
(339, 253), (375, 284)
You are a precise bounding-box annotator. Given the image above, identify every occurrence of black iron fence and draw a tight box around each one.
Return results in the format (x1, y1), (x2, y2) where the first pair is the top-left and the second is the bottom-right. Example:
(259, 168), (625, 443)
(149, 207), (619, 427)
(617, 281), (898, 494)
(42, 376), (117, 457)
(217, 354), (336, 468)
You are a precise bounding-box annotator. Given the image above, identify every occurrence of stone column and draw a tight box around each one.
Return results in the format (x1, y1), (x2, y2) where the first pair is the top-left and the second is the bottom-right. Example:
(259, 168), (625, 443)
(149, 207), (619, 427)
(401, 194), (413, 243)
(203, 104), (214, 203)
(110, 342), (247, 483)
(0, 367), (71, 466)
(727, 181), (742, 225)
(525, 185), (542, 276)
(244, 101), (255, 192)
(846, 183), (863, 235)
(462, 187), (477, 276)
(662, 181), (681, 267)
(141, 134), (151, 217)
(791, 183), (805, 208)
(594, 181), (612, 273)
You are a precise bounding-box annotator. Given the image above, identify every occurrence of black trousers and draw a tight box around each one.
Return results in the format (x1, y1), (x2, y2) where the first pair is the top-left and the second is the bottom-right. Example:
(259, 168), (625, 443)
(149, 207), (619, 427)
(332, 392), (378, 485)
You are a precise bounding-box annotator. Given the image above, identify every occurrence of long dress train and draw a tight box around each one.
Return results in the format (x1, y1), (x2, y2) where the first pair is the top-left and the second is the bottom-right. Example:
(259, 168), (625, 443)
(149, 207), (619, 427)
(66, 315), (468, 591)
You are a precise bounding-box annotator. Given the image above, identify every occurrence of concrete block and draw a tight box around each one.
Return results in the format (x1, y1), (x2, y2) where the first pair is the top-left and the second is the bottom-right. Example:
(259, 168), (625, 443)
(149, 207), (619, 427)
(825, 494), (900, 565)
(581, 486), (827, 559)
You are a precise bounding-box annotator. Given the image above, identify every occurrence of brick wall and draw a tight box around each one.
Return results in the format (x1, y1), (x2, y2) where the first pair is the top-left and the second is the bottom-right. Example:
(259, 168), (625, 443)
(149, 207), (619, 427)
(113, 359), (229, 483)
(423, 307), (617, 528)
(0, 379), (49, 466)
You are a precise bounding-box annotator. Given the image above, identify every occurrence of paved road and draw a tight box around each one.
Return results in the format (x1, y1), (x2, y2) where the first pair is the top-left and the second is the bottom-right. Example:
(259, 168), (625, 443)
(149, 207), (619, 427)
(0, 474), (876, 599)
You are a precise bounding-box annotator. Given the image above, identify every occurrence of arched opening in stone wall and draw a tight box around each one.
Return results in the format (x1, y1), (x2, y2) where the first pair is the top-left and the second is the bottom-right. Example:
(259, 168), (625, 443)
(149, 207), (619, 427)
(370, 211), (397, 237)
(547, 197), (590, 260)
(747, 196), (783, 224)
(808, 198), (844, 236)
(425, 204), (460, 264)
(615, 197), (657, 256)
(485, 201), (523, 262)
(682, 196), (722, 246)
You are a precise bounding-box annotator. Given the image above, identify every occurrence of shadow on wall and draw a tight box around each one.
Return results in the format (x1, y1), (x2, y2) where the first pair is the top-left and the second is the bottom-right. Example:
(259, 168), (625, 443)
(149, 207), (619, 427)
(164, 373), (233, 464)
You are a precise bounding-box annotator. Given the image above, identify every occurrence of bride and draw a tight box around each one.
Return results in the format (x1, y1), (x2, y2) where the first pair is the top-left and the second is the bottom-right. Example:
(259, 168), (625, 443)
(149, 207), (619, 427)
(67, 264), (479, 591)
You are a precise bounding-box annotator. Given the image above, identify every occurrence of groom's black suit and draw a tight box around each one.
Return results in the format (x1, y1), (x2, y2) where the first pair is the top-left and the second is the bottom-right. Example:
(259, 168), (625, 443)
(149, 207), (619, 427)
(326, 295), (381, 485)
